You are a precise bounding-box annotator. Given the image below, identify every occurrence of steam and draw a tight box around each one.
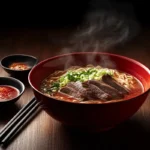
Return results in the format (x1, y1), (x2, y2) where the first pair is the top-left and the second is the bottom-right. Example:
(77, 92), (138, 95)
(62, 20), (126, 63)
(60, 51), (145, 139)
(60, 0), (140, 69)
(69, 11), (139, 51)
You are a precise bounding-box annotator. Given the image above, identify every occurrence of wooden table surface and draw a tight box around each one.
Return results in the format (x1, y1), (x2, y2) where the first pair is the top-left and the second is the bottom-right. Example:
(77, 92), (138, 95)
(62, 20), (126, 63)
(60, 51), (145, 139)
(0, 27), (150, 150)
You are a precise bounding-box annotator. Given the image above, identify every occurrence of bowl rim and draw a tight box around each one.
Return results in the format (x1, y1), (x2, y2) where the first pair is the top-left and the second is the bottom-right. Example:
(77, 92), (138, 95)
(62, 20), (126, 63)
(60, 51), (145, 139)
(28, 51), (150, 105)
(0, 76), (25, 103)
(0, 53), (38, 72)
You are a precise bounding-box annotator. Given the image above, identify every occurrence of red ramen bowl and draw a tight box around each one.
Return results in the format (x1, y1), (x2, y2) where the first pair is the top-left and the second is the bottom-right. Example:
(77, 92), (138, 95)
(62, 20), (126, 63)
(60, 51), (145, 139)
(28, 52), (150, 132)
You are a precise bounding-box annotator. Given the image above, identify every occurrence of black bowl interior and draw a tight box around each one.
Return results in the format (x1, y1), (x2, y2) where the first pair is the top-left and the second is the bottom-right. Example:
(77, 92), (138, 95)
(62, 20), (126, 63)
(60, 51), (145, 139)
(0, 77), (25, 103)
(0, 54), (38, 71)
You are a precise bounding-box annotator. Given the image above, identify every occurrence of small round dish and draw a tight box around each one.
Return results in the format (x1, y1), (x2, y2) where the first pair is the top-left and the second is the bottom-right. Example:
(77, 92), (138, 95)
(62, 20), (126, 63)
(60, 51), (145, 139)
(0, 54), (38, 78)
(0, 77), (25, 106)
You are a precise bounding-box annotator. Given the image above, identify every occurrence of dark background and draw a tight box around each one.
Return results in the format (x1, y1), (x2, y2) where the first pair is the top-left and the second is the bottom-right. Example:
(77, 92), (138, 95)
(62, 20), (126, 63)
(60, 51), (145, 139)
(0, 0), (149, 29)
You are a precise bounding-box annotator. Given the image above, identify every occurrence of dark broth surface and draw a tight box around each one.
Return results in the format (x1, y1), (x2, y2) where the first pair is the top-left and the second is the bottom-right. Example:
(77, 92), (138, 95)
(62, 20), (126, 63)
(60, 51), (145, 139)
(40, 65), (144, 103)
(0, 85), (20, 101)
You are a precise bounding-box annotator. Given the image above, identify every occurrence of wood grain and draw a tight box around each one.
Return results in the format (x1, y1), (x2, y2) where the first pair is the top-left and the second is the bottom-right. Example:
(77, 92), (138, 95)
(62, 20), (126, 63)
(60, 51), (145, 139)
(0, 28), (150, 150)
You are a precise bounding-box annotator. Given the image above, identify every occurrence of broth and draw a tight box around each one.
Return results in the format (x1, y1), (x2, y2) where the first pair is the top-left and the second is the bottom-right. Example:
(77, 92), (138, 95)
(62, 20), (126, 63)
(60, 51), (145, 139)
(40, 65), (144, 103)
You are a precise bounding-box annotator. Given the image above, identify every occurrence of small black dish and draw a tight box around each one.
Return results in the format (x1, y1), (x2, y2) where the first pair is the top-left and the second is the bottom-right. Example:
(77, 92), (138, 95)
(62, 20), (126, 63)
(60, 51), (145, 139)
(0, 54), (38, 79)
(0, 77), (25, 107)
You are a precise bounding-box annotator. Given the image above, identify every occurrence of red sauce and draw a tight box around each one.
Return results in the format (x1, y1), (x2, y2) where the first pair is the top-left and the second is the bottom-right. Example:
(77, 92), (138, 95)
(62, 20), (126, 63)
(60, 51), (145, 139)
(9, 62), (29, 70)
(0, 85), (20, 101)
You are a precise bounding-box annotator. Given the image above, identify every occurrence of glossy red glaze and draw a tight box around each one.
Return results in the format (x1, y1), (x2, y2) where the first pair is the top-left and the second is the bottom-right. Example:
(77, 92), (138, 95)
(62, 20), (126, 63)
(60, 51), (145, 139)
(29, 52), (150, 132)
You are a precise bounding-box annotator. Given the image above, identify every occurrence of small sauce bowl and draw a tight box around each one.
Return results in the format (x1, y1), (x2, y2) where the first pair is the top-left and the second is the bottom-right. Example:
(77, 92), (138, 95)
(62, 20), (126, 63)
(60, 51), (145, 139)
(0, 77), (25, 106)
(0, 54), (38, 79)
